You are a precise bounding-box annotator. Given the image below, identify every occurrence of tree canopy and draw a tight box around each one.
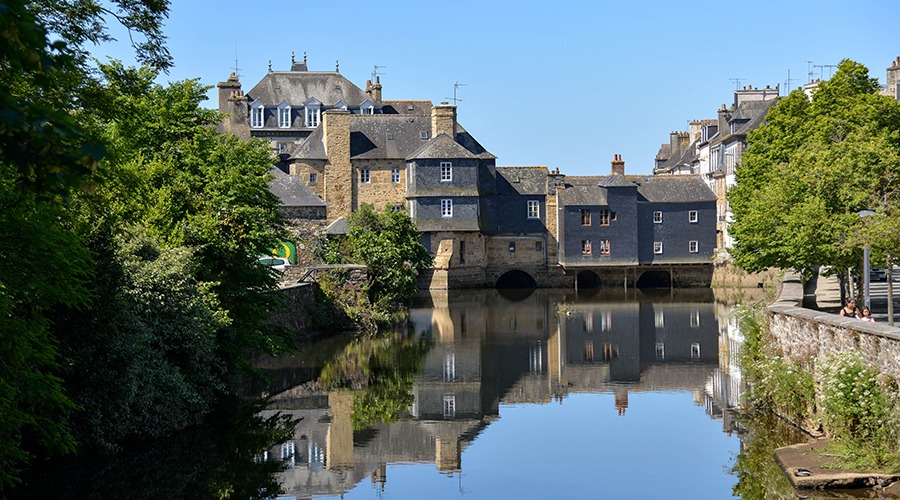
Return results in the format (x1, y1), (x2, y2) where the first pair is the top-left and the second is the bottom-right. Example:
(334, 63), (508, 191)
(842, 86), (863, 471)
(728, 60), (900, 276)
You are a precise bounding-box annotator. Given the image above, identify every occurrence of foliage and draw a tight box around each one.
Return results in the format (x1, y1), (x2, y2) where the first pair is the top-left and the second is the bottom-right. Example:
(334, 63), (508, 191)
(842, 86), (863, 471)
(318, 333), (430, 430)
(317, 204), (432, 309)
(818, 354), (900, 471)
(729, 59), (900, 276)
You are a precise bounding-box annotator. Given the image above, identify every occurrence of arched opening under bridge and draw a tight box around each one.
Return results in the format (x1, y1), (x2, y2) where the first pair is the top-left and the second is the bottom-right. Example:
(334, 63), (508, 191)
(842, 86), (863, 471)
(636, 270), (672, 289)
(575, 270), (602, 290)
(496, 269), (537, 289)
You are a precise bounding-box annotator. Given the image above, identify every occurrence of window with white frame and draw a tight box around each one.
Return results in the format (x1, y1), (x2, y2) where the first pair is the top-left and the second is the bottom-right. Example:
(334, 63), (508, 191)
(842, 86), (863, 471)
(360, 168), (370, 183)
(278, 102), (291, 128)
(441, 199), (453, 217)
(689, 210), (698, 223)
(599, 239), (610, 255)
(689, 240), (699, 253)
(582, 240), (592, 256)
(392, 168), (400, 183)
(305, 107), (320, 128)
(691, 342), (701, 359)
(250, 101), (264, 128)
(653, 241), (663, 254)
(440, 162), (452, 182)
(442, 394), (456, 419)
(527, 200), (539, 219)
(691, 310), (700, 327)
(653, 211), (663, 223)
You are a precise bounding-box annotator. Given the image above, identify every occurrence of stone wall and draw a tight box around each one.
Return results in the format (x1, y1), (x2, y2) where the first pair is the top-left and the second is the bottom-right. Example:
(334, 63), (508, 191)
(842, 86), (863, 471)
(271, 283), (316, 335)
(767, 274), (900, 381)
(485, 235), (545, 266)
(354, 159), (407, 210)
(322, 110), (353, 223)
(278, 206), (328, 269)
(291, 160), (327, 199)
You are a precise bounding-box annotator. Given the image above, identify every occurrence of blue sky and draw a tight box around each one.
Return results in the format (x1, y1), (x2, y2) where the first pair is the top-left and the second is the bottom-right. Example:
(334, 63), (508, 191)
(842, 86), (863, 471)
(94, 0), (900, 176)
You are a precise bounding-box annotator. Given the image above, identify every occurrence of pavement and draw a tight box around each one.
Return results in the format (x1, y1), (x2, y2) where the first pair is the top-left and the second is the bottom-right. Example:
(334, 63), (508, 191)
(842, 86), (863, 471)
(804, 266), (900, 324)
(775, 439), (900, 492)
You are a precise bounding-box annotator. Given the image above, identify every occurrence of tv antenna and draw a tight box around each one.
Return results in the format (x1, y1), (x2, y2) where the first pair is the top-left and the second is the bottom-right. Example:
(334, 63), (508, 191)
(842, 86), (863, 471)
(814, 64), (837, 80)
(230, 44), (241, 78)
(729, 78), (744, 90)
(783, 69), (796, 94)
(445, 81), (466, 105)
(804, 60), (815, 82)
(372, 65), (386, 81)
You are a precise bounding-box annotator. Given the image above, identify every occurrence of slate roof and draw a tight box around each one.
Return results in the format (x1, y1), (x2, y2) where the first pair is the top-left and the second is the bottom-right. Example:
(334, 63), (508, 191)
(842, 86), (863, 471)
(382, 100), (434, 115)
(326, 217), (348, 235)
(267, 168), (326, 207)
(634, 175), (716, 203)
(558, 185), (608, 206)
(407, 133), (479, 160)
(598, 174), (637, 188)
(654, 139), (699, 174)
(496, 167), (548, 195)
(710, 98), (777, 147)
(290, 115), (495, 161)
(247, 71), (370, 107)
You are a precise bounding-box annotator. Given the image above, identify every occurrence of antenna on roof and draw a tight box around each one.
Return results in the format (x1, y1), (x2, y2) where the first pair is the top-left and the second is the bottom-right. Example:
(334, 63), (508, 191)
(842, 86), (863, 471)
(784, 69), (795, 94)
(291, 51), (295, 64)
(372, 65), (386, 81)
(804, 60), (815, 82)
(445, 81), (466, 105)
(335, 59), (339, 73)
(814, 63), (837, 79)
(230, 43), (241, 79)
(729, 78), (744, 90)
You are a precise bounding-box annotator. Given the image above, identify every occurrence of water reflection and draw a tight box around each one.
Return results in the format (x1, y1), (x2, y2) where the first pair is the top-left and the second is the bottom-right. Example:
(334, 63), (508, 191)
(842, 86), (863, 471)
(260, 288), (761, 498)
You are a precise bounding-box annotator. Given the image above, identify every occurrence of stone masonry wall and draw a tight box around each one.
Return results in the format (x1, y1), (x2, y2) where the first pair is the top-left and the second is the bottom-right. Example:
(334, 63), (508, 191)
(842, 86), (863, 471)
(485, 235), (545, 266)
(323, 110), (352, 223)
(354, 159), (407, 210)
(768, 274), (900, 381)
(291, 160), (327, 199)
(278, 206), (327, 268)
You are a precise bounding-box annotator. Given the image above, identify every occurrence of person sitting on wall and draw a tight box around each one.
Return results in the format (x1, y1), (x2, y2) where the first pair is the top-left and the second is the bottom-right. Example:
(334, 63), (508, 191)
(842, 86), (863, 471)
(859, 306), (875, 322)
(839, 299), (858, 318)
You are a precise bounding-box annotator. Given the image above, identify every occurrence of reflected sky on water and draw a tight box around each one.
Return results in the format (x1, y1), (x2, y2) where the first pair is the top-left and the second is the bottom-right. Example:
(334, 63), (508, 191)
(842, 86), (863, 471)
(261, 288), (765, 499)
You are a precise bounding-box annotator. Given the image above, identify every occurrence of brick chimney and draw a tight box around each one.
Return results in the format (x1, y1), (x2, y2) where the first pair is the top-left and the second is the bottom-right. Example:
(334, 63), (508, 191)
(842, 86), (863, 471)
(216, 73), (248, 138)
(431, 103), (457, 139)
(373, 76), (382, 101)
(217, 73), (243, 113)
(611, 154), (625, 176)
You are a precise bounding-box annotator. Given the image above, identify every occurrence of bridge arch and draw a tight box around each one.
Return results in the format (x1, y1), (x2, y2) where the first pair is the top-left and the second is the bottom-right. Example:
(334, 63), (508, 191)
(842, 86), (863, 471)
(636, 270), (671, 289)
(575, 270), (602, 289)
(496, 269), (537, 289)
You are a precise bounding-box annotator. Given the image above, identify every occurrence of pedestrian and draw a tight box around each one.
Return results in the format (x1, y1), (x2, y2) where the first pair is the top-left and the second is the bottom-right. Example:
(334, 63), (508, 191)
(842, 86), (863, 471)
(840, 299), (858, 318)
(860, 306), (875, 322)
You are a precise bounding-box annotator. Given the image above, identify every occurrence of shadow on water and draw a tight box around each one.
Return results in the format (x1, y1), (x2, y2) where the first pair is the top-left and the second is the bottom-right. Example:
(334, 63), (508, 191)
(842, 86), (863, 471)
(13, 396), (297, 499)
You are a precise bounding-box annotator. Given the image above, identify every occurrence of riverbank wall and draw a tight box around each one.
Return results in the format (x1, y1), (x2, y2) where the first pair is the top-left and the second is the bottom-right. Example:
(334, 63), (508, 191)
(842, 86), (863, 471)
(767, 273), (900, 381)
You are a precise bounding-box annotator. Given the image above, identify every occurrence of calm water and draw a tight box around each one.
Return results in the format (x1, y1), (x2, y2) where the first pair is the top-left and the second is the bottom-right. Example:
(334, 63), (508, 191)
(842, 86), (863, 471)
(257, 288), (768, 500)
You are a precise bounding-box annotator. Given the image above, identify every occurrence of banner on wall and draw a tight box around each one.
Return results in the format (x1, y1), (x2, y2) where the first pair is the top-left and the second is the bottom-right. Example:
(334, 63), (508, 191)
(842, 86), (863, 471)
(272, 241), (297, 264)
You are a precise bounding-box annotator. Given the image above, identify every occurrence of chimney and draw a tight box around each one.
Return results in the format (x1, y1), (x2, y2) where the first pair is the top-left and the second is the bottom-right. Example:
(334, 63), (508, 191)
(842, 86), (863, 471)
(216, 72), (243, 113)
(611, 154), (625, 176)
(431, 104), (457, 139)
(322, 109), (353, 221)
(373, 76), (382, 101)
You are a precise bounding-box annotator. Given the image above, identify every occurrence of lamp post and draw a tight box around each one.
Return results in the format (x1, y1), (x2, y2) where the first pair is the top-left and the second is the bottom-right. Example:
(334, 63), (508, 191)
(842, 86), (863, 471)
(859, 210), (875, 309)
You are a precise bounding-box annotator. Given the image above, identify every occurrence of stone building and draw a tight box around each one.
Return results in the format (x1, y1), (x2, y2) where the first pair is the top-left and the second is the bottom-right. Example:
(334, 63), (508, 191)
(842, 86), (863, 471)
(217, 60), (717, 289)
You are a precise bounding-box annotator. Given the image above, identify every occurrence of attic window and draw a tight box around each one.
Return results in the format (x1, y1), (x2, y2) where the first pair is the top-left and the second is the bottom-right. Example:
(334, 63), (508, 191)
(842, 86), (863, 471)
(420, 131), (429, 140)
(250, 100), (264, 128)
(277, 102), (291, 128)
(305, 106), (320, 128)
(407, 104), (414, 111)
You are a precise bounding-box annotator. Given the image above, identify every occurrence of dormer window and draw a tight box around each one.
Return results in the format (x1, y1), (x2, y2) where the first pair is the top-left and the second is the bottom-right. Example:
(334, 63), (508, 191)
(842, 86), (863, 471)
(303, 98), (322, 128)
(250, 100), (264, 128)
(277, 101), (291, 128)
(360, 99), (375, 115)
(334, 100), (348, 110)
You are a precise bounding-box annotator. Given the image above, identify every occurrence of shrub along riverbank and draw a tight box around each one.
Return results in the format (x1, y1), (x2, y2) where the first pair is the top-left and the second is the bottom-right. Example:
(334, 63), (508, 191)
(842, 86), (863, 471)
(739, 306), (900, 473)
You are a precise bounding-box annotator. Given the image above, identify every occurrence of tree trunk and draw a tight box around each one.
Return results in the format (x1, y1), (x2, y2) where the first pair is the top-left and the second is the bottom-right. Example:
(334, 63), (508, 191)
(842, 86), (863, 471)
(889, 254), (894, 326)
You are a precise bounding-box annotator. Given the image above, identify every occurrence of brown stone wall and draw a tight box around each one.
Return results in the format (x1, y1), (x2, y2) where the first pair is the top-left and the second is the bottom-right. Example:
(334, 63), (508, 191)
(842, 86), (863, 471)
(485, 236), (546, 267)
(323, 110), (352, 223)
(278, 205), (327, 268)
(290, 160), (327, 200)
(545, 193), (559, 264)
(431, 105), (457, 138)
(353, 159), (407, 210)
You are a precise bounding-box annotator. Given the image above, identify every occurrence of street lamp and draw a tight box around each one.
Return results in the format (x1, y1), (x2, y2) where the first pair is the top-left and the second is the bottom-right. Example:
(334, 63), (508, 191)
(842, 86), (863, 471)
(859, 210), (875, 309)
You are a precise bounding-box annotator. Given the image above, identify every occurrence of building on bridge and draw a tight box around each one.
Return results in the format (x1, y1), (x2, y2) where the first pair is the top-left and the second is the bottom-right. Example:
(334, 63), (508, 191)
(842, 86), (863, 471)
(217, 58), (717, 289)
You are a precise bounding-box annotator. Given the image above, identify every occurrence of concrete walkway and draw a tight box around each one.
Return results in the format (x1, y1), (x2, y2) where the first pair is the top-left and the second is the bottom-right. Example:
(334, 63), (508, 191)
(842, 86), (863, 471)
(807, 266), (899, 324)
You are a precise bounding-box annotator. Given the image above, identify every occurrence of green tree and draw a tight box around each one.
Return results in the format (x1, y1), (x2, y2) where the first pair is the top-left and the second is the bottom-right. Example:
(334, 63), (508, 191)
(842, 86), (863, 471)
(729, 60), (900, 277)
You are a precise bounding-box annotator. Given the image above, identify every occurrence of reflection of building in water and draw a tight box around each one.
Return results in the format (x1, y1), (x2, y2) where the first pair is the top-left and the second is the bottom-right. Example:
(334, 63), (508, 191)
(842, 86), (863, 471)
(263, 289), (745, 498)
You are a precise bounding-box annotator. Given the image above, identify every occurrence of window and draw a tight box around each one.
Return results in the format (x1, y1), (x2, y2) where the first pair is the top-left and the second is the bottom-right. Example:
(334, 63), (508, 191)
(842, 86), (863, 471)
(601, 311), (612, 332)
(441, 199), (453, 217)
(653, 241), (663, 254)
(278, 103), (291, 128)
(363, 105), (374, 115)
(309, 173), (317, 184)
(535, 241), (543, 252)
(442, 394), (456, 419)
(583, 341), (594, 362)
(602, 343), (618, 361)
(691, 342), (701, 359)
(440, 162), (452, 182)
(611, 211), (617, 221)
(691, 310), (700, 327)
(599, 239), (610, 255)
(581, 209), (591, 226)
(527, 200), (540, 219)
(420, 131), (429, 140)
(689, 240), (699, 253)
(655, 343), (665, 360)
(653, 211), (663, 223)
(509, 242), (516, 252)
(599, 209), (611, 225)
(459, 240), (466, 264)
(443, 353), (456, 382)
(305, 107), (320, 128)
(391, 204), (403, 212)
(250, 102), (264, 128)
(360, 168), (370, 183)
(655, 310), (664, 328)
(689, 210), (698, 223)
(529, 341), (543, 373)
(582, 240), (592, 256)
(392, 168), (400, 183)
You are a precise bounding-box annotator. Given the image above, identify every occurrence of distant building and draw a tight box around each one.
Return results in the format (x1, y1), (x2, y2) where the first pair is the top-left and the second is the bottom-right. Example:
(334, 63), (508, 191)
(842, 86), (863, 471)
(881, 56), (900, 100)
